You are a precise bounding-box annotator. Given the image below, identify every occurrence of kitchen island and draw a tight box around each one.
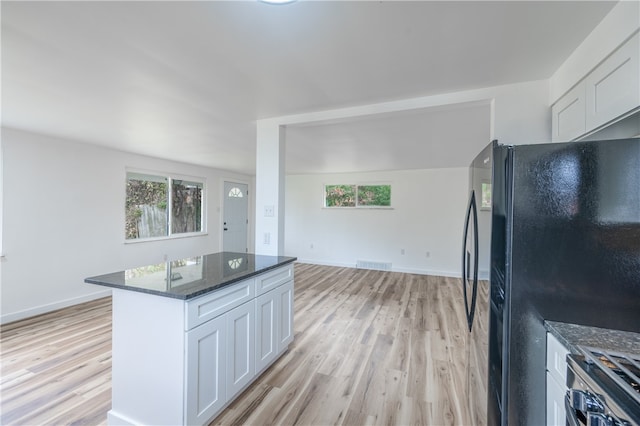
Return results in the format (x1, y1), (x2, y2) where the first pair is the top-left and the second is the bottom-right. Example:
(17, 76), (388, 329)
(86, 252), (296, 426)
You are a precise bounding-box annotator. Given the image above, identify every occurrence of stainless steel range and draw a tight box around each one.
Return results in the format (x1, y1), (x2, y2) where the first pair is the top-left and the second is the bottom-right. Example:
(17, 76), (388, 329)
(566, 346), (640, 426)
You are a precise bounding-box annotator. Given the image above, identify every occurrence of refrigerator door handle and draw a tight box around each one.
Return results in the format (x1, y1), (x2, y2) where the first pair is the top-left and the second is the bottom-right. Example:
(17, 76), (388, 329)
(462, 190), (479, 331)
(469, 189), (479, 330)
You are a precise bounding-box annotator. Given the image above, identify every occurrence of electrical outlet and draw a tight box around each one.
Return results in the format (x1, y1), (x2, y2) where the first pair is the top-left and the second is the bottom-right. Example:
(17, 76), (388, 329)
(264, 232), (271, 245)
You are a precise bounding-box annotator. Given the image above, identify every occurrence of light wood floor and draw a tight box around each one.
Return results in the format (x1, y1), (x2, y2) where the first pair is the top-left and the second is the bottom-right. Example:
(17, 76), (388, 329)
(1, 298), (112, 425)
(1, 263), (470, 425)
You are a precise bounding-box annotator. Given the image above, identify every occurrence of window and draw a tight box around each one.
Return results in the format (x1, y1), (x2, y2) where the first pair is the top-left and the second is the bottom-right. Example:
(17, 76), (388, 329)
(324, 184), (391, 208)
(228, 187), (244, 198)
(171, 180), (203, 234)
(126, 172), (204, 241)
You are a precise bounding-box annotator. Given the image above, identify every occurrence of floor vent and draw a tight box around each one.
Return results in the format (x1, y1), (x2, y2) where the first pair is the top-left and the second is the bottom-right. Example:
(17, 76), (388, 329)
(356, 260), (392, 271)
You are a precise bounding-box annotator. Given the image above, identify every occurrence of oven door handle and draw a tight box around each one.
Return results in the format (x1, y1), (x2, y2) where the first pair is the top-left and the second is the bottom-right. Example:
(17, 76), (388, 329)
(565, 394), (581, 426)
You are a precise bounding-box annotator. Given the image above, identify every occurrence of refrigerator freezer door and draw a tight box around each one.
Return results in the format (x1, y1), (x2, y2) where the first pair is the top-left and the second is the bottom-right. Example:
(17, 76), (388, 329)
(506, 138), (640, 425)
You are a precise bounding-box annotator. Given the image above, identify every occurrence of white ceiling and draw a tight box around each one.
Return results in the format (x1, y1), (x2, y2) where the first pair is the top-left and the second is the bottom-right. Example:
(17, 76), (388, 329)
(2, 1), (616, 175)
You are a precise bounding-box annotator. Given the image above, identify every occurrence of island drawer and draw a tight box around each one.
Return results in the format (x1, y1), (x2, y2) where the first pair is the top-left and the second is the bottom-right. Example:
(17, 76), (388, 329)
(186, 278), (255, 330)
(256, 264), (294, 296)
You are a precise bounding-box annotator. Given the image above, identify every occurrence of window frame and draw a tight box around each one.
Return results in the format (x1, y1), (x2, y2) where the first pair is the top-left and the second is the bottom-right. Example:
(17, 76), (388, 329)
(125, 169), (207, 243)
(323, 182), (393, 209)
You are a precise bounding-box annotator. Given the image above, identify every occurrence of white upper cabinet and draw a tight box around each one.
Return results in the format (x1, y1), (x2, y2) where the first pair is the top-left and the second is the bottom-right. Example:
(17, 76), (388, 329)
(551, 81), (586, 142)
(585, 33), (640, 131)
(552, 31), (640, 142)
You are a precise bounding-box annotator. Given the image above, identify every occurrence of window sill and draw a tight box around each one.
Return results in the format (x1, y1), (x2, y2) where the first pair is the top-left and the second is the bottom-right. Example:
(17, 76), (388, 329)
(124, 232), (208, 244)
(322, 207), (394, 210)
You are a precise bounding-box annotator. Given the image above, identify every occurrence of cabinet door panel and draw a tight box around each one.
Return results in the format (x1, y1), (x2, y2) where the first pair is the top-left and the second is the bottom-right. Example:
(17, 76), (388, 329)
(185, 315), (227, 425)
(226, 300), (256, 399)
(546, 333), (569, 385)
(546, 372), (566, 426)
(585, 33), (640, 130)
(552, 81), (586, 142)
(256, 291), (278, 373)
(277, 281), (294, 351)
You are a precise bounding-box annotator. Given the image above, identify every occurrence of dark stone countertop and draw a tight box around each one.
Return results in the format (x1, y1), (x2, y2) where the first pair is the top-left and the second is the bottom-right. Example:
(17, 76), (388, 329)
(85, 252), (296, 300)
(545, 320), (640, 355)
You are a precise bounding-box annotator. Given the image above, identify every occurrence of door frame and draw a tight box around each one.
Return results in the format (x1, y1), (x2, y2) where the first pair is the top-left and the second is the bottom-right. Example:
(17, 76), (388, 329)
(220, 179), (252, 253)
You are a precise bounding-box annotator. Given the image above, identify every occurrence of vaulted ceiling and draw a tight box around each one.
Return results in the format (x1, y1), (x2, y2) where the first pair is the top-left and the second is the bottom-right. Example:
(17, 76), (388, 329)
(2, 1), (616, 174)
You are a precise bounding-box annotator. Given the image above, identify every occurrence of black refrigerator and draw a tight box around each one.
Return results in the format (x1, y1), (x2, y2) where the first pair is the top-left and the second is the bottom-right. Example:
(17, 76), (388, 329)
(462, 138), (640, 426)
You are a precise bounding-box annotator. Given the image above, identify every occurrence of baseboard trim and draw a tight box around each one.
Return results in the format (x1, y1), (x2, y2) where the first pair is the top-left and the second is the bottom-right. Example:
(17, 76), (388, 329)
(391, 265), (460, 277)
(1, 289), (112, 325)
(294, 258), (356, 269)
(108, 410), (138, 426)
(294, 258), (464, 278)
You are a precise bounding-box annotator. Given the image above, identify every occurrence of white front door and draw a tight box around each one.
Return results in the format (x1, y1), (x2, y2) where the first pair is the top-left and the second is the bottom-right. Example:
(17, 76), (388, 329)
(223, 182), (248, 253)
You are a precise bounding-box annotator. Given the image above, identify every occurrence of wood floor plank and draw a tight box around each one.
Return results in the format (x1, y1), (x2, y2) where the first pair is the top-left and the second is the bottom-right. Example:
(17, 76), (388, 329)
(0, 264), (472, 426)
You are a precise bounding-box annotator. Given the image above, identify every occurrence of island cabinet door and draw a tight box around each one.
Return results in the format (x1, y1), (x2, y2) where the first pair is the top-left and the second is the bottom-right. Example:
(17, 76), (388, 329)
(256, 290), (278, 374)
(226, 299), (256, 399)
(185, 315), (227, 426)
(277, 280), (294, 351)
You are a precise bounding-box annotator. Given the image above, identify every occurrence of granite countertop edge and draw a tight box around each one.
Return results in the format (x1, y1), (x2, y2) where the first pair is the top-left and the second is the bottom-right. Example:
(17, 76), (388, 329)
(545, 320), (640, 355)
(85, 257), (297, 301)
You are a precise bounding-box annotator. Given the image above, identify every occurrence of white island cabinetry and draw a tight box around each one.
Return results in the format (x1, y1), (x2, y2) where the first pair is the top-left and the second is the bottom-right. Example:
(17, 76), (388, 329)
(255, 266), (294, 374)
(546, 332), (569, 426)
(185, 314), (226, 425)
(277, 280), (294, 349)
(225, 299), (256, 401)
(101, 258), (295, 426)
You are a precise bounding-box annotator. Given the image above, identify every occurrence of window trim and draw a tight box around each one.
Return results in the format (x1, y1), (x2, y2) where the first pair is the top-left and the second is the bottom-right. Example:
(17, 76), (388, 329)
(125, 168), (207, 243)
(323, 182), (393, 209)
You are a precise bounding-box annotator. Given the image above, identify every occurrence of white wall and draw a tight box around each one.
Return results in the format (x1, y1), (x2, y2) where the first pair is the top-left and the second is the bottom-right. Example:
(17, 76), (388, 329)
(255, 121), (286, 256)
(1, 127), (251, 323)
(491, 80), (551, 144)
(281, 79), (550, 276)
(285, 168), (469, 277)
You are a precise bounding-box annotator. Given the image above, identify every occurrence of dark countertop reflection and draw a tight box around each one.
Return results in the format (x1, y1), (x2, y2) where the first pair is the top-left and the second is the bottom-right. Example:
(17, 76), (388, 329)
(85, 252), (296, 300)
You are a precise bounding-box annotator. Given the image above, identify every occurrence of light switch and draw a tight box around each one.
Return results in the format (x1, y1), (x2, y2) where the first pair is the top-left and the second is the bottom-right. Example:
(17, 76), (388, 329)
(263, 232), (271, 245)
(264, 205), (275, 217)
